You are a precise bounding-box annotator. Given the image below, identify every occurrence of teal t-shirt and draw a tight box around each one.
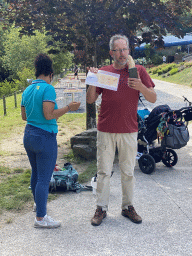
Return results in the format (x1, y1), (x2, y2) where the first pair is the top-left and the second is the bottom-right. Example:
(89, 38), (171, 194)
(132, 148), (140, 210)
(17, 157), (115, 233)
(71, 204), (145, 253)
(21, 79), (58, 133)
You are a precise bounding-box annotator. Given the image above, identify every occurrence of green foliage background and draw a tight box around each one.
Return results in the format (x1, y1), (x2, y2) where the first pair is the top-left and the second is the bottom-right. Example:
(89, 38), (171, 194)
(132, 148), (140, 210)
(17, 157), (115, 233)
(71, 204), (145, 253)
(0, 24), (73, 97)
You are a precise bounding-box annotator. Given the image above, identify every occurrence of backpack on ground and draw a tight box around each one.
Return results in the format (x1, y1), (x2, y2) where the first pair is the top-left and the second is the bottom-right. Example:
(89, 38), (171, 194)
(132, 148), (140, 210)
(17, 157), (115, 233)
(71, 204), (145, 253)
(49, 162), (92, 193)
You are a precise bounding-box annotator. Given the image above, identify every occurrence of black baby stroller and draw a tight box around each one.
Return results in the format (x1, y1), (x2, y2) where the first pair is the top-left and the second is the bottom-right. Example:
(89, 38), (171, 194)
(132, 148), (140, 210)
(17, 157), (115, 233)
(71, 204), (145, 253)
(137, 101), (192, 174)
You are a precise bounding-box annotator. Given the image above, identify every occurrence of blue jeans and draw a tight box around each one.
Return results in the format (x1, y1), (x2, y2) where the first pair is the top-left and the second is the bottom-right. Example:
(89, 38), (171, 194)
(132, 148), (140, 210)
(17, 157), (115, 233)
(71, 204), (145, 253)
(23, 124), (57, 217)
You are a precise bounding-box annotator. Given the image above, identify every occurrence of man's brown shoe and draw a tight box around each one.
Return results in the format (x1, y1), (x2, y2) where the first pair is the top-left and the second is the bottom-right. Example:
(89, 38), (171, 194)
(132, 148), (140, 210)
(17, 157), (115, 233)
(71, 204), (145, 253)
(122, 206), (142, 224)
(91, 207), (107, 226)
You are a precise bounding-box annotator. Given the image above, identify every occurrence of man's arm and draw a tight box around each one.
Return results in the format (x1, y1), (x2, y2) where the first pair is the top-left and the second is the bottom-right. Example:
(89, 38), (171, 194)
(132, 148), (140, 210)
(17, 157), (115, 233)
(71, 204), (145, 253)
(138, 85), (156, 103)
(86, 85), (99, 104)
(128, 76), (157, 103)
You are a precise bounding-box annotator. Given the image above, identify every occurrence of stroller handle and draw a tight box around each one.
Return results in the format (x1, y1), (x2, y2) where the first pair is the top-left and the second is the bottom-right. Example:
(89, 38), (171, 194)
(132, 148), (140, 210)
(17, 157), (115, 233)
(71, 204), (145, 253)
(182, 96), (192, 106)
(166, 106), (192, 115)
(164, 106), (192, 123)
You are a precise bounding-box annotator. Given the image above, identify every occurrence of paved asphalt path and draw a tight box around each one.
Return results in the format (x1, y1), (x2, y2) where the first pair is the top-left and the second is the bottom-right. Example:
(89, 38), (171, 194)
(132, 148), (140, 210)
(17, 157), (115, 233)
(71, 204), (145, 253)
(0, 79), (192, 256)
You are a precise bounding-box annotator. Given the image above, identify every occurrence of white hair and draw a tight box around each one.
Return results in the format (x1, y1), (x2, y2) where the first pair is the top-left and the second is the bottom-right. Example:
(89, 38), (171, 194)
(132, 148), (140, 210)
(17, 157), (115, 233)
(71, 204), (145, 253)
(109, 35), (129, 50)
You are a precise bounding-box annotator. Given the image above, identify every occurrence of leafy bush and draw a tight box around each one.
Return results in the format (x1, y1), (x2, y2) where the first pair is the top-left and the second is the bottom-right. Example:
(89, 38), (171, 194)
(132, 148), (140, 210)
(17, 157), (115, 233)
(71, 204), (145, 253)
(160, 63), (177, 74)
(157, 69), (163, 75)
(169, 68), (178, 75)
(161, 66), (170, 74)
(151, 67), (160, 74)
(0, 79), (21, 97)
(169, 63), (177, 69)
(17, 68), (35, 89)
(151, 54), (163, 65)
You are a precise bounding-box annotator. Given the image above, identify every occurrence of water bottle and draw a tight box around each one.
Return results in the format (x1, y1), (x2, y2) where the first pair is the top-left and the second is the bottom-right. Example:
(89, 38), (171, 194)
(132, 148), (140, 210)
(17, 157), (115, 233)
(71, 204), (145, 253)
(91, 177), (97, 195)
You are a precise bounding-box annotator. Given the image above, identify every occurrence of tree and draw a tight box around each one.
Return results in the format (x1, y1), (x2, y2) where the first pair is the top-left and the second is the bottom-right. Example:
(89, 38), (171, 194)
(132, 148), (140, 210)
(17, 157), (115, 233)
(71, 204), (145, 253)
(2, 0), (192, 66)
(51, 51), (73, 74)
(1, 25), (73, 81)
(0, 24), (9, 82)
(2, 26), (52, 77)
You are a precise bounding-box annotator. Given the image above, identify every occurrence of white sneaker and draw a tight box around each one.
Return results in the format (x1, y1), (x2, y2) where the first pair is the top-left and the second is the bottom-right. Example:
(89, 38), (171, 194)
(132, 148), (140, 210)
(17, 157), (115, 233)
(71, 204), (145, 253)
(34, 215), (61, 228)
(33, 203), (36, 212)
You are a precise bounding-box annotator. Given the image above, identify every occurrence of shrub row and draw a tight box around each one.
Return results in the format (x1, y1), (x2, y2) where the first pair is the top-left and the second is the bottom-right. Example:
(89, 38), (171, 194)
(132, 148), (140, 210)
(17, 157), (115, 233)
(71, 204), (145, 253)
(148, 61), (192, 77)
(169, 68), (178, 75)
(0, 68), (35, 98)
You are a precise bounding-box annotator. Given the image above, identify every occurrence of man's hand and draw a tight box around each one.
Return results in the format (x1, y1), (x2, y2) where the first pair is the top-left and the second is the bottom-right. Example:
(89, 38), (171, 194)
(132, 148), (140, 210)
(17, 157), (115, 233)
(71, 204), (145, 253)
(86, 67), (99, 104)
(89, 67), (98, 73)
(128, 73), (142, 91)
(128, 77), (142, 91)
(128, 74), (156, 103)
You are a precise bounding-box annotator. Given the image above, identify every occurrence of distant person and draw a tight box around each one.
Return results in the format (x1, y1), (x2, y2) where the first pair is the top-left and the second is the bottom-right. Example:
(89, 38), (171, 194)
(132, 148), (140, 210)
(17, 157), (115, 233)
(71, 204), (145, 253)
(163, 56), (166, 63)
(74, 65), (79, 79)
(21, 53), (80, 228)
(86, 67), (90, 76)
(87, 34), (156, 226)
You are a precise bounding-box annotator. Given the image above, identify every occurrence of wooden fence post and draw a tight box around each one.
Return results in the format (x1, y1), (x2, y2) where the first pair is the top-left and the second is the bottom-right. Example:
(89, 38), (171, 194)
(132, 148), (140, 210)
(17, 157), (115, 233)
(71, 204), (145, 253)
(14, 92), (17, 108)
(3, 95), (6, 116)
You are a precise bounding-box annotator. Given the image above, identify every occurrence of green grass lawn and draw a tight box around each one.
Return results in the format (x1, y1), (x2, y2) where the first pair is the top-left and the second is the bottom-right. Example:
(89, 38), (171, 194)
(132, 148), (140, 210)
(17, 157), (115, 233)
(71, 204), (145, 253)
(0, 94), (26, 141)
(0, 167), (57, 214)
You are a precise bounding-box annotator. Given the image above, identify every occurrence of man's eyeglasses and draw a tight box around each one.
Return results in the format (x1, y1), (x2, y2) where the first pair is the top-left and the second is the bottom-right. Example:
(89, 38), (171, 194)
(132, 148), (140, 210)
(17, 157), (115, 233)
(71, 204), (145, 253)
(112, 49), (129, 53)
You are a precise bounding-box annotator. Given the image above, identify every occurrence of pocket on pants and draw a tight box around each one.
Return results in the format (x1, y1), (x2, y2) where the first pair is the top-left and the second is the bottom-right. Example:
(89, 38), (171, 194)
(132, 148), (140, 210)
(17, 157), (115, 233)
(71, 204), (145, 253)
(97, 131), (111, 151)
(24, 133), (44, 153)
(97, 140), (109, 151)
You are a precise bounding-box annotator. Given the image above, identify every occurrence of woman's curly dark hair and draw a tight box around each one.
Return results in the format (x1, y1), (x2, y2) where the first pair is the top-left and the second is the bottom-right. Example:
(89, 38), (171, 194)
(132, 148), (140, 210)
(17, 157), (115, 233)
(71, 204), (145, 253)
(35, 53), (54, 78)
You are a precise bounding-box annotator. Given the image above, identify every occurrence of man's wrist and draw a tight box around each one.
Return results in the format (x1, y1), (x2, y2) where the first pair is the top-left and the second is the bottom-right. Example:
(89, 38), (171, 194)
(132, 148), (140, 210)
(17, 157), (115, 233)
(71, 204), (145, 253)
(89, 85), (96, 90)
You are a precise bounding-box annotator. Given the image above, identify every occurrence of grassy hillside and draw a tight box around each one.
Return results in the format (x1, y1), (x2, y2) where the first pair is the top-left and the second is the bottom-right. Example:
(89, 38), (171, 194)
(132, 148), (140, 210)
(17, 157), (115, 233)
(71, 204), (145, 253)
(148, 62), (192, 87)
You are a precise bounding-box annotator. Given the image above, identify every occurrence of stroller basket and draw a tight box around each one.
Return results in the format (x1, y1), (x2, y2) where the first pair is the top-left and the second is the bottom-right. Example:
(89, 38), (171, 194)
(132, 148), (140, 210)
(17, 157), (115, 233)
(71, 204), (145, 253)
(161, 107), (191, 149)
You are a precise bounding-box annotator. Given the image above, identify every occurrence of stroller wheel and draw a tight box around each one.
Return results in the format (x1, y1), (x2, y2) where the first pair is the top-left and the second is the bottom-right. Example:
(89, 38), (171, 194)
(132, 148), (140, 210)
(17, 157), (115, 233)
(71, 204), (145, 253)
(162, 149), (178, 167)
(138, 154), (156, 174)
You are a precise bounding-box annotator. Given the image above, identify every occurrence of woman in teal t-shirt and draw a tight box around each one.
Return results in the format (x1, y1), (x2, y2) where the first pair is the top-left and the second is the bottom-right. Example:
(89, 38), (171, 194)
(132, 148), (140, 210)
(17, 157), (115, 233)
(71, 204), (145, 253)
(21, 54), (80, 228)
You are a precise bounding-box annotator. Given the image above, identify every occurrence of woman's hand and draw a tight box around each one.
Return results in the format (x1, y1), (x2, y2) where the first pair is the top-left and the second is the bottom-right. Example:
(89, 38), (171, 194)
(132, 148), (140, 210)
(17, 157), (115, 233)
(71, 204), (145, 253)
(68, 102), (81, 111)
(43, 101), (81, 120)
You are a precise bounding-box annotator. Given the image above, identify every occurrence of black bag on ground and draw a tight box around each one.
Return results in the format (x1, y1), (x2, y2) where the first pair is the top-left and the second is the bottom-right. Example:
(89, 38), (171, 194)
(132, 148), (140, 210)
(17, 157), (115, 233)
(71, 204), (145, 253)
(162, 123), (189, 149)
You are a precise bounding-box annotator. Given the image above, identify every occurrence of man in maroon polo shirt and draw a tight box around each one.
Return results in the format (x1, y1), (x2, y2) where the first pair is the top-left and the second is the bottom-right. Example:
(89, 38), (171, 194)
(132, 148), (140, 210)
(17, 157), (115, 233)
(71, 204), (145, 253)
(87, 34), (156, 226)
